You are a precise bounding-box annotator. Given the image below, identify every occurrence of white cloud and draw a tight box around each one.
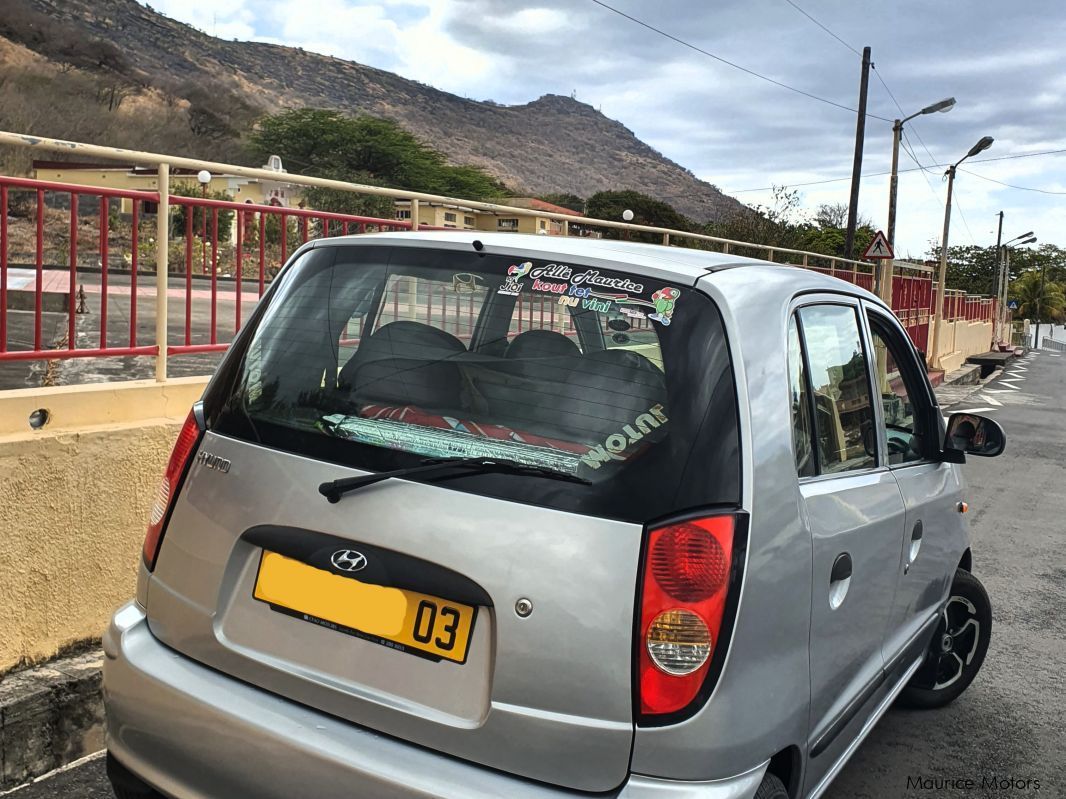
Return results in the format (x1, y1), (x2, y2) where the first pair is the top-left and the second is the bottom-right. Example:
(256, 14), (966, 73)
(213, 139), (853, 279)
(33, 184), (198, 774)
(145, 0), (1066, 256)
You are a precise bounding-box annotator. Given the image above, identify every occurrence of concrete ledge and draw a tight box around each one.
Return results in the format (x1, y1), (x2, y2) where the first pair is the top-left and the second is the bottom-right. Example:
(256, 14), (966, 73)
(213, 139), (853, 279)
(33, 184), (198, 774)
(0, 651), (103, 790)
(965, 350), (1014, 378)
(942, 363), (982, 386)
(0, 376), (210, 439)
(5, 291), (70, 314)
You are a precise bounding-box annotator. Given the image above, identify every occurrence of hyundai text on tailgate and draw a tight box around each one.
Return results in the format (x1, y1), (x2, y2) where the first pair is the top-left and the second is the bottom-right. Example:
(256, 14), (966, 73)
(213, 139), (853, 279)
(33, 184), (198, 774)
(103, 232), (1001, 799)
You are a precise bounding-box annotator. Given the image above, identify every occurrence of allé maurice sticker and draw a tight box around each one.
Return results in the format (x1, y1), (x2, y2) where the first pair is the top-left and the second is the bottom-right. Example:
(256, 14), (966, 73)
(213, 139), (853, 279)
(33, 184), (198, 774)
(496, 262), (680, 325)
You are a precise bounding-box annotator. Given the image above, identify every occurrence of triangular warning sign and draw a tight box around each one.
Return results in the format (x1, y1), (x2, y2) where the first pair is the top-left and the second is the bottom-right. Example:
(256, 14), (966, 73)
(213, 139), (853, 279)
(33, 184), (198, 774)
(862, 230), (894, 260)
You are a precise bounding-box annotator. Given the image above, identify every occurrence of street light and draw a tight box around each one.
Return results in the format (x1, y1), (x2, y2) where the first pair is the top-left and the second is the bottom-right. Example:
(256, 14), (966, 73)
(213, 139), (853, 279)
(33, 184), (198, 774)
(993, 229), (1035, 342)
(881, 97), (955, 300)
(928, 135), (994, 367)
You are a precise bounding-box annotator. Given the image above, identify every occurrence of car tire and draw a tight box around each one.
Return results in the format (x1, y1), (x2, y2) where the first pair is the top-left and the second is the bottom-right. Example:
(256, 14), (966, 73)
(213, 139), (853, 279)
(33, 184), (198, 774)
(107, 753), (164, 799)
(898, 569), (991, 710)
(754, 772), (789, 799)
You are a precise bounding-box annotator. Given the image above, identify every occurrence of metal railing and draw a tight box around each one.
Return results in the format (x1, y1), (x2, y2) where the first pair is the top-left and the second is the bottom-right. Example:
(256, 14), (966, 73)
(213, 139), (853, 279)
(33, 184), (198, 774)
(0, 129), (995, 382)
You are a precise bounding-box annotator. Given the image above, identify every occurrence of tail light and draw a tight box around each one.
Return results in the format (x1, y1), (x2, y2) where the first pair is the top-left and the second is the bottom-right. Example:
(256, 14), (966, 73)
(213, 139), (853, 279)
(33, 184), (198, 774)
(143, 409), (203, 570)
(638, 514), (738, 719)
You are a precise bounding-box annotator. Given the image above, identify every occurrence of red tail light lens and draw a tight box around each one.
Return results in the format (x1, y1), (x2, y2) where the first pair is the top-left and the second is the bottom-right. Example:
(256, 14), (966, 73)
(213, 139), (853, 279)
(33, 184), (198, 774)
(638, 515), (736, 717)
(143, 410), (202, 570)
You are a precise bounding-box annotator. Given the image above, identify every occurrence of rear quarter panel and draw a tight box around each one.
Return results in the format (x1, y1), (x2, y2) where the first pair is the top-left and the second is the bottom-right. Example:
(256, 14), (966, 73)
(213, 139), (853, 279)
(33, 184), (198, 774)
(630, 268), (813, 780)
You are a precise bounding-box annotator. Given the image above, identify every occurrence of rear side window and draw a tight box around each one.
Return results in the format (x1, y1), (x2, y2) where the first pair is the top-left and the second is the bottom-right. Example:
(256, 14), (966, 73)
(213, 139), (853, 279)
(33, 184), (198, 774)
(210, 244), (740, 522)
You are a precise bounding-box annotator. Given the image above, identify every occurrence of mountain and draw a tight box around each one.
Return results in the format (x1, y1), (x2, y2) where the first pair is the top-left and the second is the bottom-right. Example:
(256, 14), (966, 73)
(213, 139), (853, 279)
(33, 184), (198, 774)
(1, 0), (745, 222)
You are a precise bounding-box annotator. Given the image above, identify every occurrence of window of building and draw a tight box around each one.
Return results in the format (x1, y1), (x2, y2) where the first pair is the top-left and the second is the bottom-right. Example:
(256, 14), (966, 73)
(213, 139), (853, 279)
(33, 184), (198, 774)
(539, 220), (547, 230)
(498, 218), (519, 232)
(444, 212), (457, 223)
(396, 210), (411, 220)
(464, 216), (475, 227)
(796, 304), (876, 474)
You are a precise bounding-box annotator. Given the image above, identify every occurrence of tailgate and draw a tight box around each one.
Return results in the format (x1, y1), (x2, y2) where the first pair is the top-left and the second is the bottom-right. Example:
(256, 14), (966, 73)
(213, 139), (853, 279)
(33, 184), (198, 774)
(146, 432), (640, 792)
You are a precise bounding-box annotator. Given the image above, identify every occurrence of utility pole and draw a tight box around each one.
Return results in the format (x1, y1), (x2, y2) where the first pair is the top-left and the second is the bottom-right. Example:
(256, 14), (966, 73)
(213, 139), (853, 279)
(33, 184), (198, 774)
(1037, 258), (1049, 349)
(844, 46), (872, 261)
(929, 164), (956, 367)
(993, 211), (1004, 342)
(882, 96), (955, 303)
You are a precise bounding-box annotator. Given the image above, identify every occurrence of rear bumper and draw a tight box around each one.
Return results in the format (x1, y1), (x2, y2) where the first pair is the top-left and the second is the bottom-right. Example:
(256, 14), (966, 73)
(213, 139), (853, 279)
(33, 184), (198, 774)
(103, 602), (767, 799)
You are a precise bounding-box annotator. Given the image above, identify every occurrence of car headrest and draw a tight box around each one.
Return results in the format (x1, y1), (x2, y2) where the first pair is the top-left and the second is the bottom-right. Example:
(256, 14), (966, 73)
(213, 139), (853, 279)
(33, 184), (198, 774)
(340, 322), (467, 409)
(505, 330), (581, 360)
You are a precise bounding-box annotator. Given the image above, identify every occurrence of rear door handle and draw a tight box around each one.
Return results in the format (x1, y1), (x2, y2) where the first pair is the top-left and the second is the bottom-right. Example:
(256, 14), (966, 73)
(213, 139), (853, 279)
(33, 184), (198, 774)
(829, 553), (852, 609)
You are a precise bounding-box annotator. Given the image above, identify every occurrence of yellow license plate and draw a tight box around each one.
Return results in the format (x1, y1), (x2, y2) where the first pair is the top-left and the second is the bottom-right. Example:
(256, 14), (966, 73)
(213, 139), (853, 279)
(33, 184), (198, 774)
(253, 551), (477, 664)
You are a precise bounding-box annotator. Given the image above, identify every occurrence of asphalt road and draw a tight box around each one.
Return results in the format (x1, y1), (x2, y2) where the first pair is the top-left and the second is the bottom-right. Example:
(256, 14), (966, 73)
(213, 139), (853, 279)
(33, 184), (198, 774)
(5, 353), (1064, 799)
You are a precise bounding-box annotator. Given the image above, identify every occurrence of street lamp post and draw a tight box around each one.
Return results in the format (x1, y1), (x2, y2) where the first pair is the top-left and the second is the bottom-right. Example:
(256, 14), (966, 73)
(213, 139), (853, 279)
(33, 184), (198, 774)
(880, 97), (955, 301)
(929, 135), (994, 368)
(997, 232), (1035, 344)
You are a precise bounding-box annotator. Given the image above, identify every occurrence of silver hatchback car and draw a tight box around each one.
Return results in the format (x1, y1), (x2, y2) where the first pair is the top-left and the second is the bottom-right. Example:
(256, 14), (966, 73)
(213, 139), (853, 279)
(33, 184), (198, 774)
(103, 233), (1003, 799)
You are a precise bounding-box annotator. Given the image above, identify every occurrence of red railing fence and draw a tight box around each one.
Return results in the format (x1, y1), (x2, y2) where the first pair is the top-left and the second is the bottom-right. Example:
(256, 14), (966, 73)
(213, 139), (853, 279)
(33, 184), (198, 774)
(0, 173), (1001, 381)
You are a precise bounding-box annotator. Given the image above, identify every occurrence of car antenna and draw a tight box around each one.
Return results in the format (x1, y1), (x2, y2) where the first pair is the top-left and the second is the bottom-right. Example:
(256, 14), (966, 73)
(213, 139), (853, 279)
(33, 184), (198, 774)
(472, 239), (484, 252)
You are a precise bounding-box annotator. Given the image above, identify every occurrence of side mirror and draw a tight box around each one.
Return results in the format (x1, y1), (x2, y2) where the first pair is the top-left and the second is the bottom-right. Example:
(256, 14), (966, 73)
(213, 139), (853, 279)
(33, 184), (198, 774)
(943, 413), (1006, 459)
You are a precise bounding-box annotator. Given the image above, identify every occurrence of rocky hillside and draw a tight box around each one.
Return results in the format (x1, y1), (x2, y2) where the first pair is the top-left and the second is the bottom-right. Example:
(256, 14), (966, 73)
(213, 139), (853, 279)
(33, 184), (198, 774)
(5, 0), (745, 222)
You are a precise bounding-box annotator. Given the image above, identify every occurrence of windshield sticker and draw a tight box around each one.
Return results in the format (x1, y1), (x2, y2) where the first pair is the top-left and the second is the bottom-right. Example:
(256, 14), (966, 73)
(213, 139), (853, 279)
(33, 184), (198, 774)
(319, 408), (586, 474)
(452, 273), (484, 293)
(497, 261), (532, 296)
(648, 287), (680, 326)
(520, 262), (679, 326)
(580, 404), (669, 470)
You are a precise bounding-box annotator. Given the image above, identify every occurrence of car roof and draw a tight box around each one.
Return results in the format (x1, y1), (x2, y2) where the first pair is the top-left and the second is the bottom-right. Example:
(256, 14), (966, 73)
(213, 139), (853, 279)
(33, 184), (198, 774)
(313, 230), (884, 305)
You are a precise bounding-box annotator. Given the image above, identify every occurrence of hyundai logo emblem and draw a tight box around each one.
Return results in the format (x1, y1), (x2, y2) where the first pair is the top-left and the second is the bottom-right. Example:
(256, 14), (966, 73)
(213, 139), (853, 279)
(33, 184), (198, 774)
(330, 549), (367, 573)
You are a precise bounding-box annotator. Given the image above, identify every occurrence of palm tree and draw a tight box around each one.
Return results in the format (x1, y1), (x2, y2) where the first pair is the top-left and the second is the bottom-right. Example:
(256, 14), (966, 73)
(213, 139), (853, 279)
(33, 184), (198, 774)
(1012, 270), (1066, 345)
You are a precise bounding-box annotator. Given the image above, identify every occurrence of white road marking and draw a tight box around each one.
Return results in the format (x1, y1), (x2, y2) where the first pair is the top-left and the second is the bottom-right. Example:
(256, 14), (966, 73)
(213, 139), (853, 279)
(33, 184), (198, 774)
(982, 388), (1017, 394)
(953, 407), (995, 414)
(978, 395), (1003, 406)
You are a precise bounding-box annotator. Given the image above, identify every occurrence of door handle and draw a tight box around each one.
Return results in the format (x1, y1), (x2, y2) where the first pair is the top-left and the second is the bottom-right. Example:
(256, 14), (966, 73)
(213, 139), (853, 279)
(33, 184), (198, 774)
(905, 520), (923, 573)
(829, 553), (852, 609)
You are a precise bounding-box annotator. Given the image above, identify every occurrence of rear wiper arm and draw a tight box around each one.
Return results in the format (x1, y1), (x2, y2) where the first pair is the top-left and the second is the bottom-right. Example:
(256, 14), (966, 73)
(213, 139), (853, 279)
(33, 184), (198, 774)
(319, 457), (590, 503)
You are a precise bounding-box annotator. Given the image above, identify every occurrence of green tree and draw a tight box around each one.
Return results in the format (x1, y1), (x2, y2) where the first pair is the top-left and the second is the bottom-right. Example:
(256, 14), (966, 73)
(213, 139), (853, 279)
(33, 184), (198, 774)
(168, 183), (234, 244)
(249, 109), (508, 200)
(1011, 270), (1065, 326)
(585, 190), (690, 242)
(924, 243), (1066, 298)
(538, 193), (585, 213)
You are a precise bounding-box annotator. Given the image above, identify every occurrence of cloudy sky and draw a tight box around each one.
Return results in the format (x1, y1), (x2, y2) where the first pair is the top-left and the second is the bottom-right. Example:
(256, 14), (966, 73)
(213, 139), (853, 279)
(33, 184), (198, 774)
(153, 0), (1066, 257)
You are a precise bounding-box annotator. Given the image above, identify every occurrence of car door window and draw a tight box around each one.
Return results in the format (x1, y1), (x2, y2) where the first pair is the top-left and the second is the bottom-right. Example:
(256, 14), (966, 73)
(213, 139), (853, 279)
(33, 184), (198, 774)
(788, 315), (816, 477)
(868, 314), (928, 465)
(797, 304), (876, 474)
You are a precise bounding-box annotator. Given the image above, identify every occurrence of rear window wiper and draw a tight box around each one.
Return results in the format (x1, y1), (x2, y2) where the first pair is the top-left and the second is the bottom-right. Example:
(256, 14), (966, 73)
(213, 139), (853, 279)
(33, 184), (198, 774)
(319, 457), (590, 503)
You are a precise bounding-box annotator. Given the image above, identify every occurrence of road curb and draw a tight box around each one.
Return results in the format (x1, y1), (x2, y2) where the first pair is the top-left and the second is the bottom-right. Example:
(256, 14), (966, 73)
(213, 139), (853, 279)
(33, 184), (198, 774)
(0, 651), (104, 791)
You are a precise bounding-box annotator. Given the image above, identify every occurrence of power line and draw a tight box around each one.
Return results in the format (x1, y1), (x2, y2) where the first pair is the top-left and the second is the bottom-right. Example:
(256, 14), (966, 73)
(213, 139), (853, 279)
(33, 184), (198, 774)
(957, 168), (1066, 195)
(722, 146), (1066, 194)
(950, 188), (979, 245)
(588, 0), (891, 122)
(781, 0), (860, 57)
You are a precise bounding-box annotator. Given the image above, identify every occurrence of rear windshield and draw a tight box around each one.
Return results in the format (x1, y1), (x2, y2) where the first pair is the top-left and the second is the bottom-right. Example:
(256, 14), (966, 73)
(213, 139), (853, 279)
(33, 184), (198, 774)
(209, 243), (740, 522)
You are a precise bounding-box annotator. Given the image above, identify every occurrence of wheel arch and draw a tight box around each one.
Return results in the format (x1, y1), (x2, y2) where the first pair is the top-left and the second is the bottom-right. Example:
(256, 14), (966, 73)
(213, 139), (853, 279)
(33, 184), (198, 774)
(766, 745), (802, 798)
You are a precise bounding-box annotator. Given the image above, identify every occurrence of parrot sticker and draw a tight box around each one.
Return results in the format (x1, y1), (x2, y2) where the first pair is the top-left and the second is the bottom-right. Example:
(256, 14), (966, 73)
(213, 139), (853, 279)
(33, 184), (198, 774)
(647, 287), (680, 326)
(498, 261), (533, 296)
